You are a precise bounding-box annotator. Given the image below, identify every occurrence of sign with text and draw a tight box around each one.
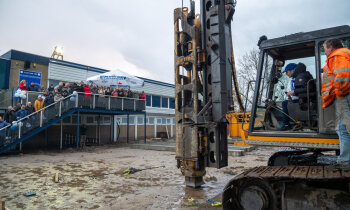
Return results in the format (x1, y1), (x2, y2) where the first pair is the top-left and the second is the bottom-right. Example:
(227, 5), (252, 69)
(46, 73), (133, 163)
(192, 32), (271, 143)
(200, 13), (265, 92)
(19, 70), (41, 88)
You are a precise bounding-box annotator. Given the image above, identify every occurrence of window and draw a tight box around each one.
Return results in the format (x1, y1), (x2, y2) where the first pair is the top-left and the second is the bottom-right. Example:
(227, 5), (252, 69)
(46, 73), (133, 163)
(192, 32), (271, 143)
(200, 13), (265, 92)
(137, 117), (144, 124)
(86, 116), (95, 124)
(149, 117), (154, 125)
(172, 118), (175, 124)
(161, 97), (168, 108)
(146, 95), (151, 107)
(157, 118), (162, 124)
(152, 95), (161, 108)
(166, 118), (171, 124)
(129, 116), (135, 125)
(121, 116), (134, 125)
(95, 116), (99, 123)
(162, 118), (166, 125)
(121, 117), (128, 124)
(169, 97), (175, 109)
(103, 116), (111, 124)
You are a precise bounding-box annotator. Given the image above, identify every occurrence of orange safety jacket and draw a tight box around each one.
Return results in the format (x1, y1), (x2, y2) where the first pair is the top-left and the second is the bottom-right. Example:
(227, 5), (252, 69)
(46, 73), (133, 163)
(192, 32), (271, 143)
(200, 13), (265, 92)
(321, 48), (350, 108)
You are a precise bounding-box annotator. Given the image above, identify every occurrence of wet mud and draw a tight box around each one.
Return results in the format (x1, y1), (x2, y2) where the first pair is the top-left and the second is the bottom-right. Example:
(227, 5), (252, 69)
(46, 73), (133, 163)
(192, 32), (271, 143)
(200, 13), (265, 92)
(0, 146), (279, 209)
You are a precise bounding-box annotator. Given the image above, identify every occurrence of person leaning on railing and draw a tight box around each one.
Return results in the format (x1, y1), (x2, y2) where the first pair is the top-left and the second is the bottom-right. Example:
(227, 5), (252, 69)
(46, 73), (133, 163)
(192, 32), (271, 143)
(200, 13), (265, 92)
(4, 106), (16, 124)
(0, 116), (10, 146)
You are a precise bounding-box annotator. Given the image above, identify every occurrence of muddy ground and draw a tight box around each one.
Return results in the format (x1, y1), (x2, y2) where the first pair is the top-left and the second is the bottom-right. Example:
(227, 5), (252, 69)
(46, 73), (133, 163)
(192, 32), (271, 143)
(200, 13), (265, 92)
(0, 145), (280, 209)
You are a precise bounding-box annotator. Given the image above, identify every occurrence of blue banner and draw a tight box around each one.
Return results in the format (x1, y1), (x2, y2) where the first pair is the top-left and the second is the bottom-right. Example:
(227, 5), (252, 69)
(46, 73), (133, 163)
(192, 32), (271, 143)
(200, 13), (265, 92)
(19, 70), (41, 88)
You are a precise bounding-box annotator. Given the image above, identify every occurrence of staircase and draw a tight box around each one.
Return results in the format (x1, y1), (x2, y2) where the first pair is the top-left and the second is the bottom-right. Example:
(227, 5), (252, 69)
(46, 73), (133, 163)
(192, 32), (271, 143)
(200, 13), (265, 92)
(0, 93), (146, 154)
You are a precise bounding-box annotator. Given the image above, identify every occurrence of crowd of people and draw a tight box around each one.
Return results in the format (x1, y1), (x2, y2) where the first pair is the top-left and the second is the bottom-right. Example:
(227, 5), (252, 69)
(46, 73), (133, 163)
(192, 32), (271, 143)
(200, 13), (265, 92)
(0, 80), (147, 142)
(17, 80), (147, 101)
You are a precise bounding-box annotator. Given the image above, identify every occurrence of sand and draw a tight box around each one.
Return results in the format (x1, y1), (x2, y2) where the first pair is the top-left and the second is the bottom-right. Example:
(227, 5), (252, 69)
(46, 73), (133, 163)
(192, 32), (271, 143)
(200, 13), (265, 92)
(0, 145), (280, 209)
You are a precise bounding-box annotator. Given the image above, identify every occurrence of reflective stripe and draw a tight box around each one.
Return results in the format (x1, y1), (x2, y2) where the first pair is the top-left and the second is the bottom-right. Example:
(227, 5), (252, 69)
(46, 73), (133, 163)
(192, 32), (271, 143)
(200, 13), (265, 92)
(339, 49), (350, 57)
(334, 68), (350, 74)
(335, 77), (350, 82)
(322, 91), (330, 96)
(322, 76), (335, 83)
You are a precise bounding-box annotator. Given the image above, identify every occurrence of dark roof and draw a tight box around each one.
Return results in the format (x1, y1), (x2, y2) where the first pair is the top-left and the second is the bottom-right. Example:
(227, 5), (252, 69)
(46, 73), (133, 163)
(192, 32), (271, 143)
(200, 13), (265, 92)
(259, 25), (350, 49)
(0, 49), (175, 88)
(1, 49), (50, 65)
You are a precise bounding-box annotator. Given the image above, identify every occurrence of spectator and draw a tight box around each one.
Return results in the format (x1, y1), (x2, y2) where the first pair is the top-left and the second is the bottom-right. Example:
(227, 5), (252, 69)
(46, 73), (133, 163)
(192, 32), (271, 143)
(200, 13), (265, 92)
(127, 89), (133, 98)
(84, 84), (91, 108)
(28, 82), (38, 91)
(54, 92), (63, 103)
(65, 82), (72, 94)
(16, 105), (28, 120)
(34, 95), (45, 112)
(26, 101), (36, 126)
(118, 88), (125, 97)
(55, 82), (64, 93)
(26, 102), (35, 115)
(61, 86), (69, 98)
(44, 92), (55, 106)
(48, 84), (55, 93)
(91, 84), (98, 95)
(4, 106), (16, 124)
(78, 82), (85, 93)
(34, 84), (39, 92)
(14, 103), (22, 112)
(44, 92), (55, 119)
(98, 86), (105, 95)
(0, 116), (10, 145)
(105, 87), (112, 96)
(19, 80), (27, 91)
(39, 85), (46, 92)
(111, 88), (119, 97)
(139, 91), (146, 102)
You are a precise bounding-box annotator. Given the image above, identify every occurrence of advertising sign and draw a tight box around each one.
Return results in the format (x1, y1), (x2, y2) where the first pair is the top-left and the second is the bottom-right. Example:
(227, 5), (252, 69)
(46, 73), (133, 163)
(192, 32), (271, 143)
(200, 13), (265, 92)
(19, 70), (41, 88)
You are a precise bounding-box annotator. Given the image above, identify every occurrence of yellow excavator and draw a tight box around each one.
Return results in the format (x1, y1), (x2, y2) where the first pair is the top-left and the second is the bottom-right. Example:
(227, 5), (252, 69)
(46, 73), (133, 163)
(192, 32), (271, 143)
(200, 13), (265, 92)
(174, 0), (350, 209)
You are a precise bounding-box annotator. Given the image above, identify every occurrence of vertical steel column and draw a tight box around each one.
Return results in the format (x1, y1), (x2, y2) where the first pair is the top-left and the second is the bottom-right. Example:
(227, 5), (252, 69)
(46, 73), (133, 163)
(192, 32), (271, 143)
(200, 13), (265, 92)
(144, 113), (147, 144)
(76, 111), (80, 149)
(60, 120), (63, 150)
(127, 114), (129, 143)
(98, 114), (101, 145)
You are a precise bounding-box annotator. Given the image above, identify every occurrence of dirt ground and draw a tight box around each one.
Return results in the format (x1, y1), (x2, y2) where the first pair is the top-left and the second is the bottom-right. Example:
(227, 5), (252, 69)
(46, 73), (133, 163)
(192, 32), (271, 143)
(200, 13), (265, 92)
(0, 145), (280, 209)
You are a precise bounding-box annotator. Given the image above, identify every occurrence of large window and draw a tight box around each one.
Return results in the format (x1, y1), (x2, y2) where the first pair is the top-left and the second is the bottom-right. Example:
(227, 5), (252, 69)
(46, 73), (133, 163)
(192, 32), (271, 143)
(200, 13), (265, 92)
(149, 117), (154, 125)
(146, 95), (151, 107)
(152, 95), (161, 108)
(169, 97), (175, 109)
(161, 97), (168, 108)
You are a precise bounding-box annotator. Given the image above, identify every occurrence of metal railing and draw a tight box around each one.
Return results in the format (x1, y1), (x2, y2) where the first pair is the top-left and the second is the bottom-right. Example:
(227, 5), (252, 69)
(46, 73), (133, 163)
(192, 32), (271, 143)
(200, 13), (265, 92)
(0, 92), (146, 150)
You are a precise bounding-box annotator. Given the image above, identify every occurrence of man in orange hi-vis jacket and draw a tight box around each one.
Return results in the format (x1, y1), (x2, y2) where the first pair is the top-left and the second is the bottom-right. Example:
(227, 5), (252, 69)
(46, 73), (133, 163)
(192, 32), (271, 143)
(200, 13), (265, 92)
(322, 38), (350, 165)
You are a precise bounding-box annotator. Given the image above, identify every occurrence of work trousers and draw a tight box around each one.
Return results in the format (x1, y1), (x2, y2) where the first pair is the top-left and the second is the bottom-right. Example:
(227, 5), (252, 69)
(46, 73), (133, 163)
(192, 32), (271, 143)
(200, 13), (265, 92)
(335, 94), (350, 164)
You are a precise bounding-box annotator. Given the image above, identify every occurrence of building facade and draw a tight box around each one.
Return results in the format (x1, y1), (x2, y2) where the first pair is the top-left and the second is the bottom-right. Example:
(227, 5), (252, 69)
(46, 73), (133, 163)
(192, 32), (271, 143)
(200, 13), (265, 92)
(0, 49), (175, 147)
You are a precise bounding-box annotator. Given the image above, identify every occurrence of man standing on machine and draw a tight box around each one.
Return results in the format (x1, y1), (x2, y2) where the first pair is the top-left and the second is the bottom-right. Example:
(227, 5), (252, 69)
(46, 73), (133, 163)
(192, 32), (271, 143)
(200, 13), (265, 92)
(322, 38), (350, 165)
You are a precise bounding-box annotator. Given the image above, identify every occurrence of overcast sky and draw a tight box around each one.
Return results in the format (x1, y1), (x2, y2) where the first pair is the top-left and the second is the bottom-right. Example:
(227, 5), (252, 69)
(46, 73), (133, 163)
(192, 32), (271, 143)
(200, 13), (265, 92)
(0, 0), (349, 84)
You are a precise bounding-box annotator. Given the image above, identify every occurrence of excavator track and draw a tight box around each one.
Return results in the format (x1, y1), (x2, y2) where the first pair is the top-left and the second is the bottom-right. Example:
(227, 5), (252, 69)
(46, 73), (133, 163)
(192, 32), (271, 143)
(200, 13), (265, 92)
(223, 165), (350, 210)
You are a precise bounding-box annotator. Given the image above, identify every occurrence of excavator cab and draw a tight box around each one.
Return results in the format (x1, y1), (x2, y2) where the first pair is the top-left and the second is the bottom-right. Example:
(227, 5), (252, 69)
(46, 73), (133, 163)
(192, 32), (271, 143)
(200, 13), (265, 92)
(246, 26), (350, 150)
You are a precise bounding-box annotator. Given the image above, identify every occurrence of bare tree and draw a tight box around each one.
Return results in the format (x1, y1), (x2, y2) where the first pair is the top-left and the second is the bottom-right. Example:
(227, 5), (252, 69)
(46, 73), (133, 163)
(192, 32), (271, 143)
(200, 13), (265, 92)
(236, 48), (260, 110)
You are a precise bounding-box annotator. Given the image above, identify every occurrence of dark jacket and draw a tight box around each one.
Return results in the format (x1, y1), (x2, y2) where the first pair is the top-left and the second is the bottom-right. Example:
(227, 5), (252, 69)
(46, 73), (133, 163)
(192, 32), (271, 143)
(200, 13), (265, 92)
(4, 110), (16, 123)
(28, 85), (38, 91)
(26, 106), (35, 115)
(293, 63), (315, 96)
(45, 95), (55, 106)
(0, 120), (10, 137)
(16, 109), (28, 120)
(61, 89), (69, 98)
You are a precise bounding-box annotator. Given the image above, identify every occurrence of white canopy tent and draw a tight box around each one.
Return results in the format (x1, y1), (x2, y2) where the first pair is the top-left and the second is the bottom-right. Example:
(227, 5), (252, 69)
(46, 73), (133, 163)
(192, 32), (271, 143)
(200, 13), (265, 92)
(87, 69), (144, 89)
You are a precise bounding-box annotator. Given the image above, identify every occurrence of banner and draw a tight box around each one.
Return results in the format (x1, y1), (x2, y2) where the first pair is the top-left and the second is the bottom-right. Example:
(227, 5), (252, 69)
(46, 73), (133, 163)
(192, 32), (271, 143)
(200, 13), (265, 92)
(19, 70), (41, 88)
(87, 69), (144, 88)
